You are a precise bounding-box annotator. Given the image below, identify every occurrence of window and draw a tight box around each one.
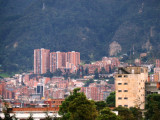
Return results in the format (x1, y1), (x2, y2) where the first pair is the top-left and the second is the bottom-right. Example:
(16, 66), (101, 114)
(124, 90), (128, 92)
(118, 105), (122, 107)
(124, 105), (128, 107)
(118, 97), (122, 100)
(118, 83), (122, 85)
(124, 75), (128, 78)
(118, 75), (122, 78)
(124, 97), (128, 99)
(118, 90), (122, 92)
(124, 83), (128, 85)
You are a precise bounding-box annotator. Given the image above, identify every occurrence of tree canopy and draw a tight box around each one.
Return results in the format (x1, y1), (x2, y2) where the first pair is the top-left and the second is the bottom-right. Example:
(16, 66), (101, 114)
(145, 94), (160, 120)
(106, 92), (115, 107)
(59, 88), (98, 120)
(96, 107), (121, 120)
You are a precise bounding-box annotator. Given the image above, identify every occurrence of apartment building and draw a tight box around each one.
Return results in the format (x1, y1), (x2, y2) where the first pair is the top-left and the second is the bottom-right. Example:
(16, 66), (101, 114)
(115, 66), (148, 109)
(34, 49), (80, 74)
(67, 51), (80, 67)
(34, 48), (50, 74)
(50, 51), (67, 73)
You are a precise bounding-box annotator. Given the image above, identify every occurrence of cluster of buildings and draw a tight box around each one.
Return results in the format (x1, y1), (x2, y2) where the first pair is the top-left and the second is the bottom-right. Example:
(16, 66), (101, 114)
(34, 48), (80, 74)
(2, 48), (160, 119)
(83, 57), (120, 74)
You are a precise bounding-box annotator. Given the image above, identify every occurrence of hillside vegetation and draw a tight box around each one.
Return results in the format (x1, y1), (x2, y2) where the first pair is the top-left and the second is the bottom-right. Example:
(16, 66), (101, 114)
(0, 0), (160, 73)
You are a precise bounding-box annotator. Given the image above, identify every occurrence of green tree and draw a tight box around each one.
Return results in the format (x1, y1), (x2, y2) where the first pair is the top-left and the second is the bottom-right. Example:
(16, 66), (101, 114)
(145, 94), (160, 120)
(53, 69), (62, 76)
(84, 67), (89, 75)
(114, 107), (134, 120)
(100, 67), (106, 74)
(59, 88), (98, 120)
(106, 92), (115, 107)
(69, 95), (98, 120)
(43, 69), (53, 78)
(130, 107), (142, 120)
(96, 107), (121, 120)
(95, 101), (107, 112)
(94, 68), (99, 79)
(84, 79), (94, 87)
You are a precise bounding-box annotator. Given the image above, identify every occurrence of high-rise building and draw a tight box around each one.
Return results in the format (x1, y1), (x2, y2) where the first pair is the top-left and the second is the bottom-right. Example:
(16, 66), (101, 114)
(34, 48), (50, 74)
(67, 51), (80, 66)
(115, 66), (148, 109)
(50, 51), (80, 73)
(50, 51), (67, 73)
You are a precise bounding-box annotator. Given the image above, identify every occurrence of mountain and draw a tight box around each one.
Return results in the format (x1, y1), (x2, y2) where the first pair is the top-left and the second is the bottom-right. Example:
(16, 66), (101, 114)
(0, 0), (160, 73)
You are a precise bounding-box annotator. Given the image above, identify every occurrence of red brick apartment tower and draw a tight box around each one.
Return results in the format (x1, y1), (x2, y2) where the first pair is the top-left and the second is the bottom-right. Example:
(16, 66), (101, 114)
(50, 51), (67, 73)
(156, 59), (160, 68)
(34, 48), (50, 74)
(67, 51), (80, 66)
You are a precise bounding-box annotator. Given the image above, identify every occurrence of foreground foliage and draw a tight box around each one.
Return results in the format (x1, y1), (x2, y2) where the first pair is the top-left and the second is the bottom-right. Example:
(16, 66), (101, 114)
(96, 107), (121, 120)
(59, 88), (98, 120)
(145, 94), (160, 120)
(106, 92), (115, 107)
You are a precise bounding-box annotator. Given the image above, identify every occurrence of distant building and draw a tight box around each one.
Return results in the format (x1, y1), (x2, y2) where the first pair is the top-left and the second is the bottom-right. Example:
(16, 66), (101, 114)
(50, 51), (67, 73)
(145, 82), (160, 96)
(34, 48), (50, 74)
(115, 66), (148, 109)
(50, 51), (80, 73)
(67, 51), (80, 67)
(36, 83), (44, 98)
(156, 59), (160, 68)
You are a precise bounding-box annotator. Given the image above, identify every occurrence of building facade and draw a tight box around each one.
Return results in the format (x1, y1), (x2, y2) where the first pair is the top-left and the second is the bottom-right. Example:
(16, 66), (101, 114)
(50, 51), (80, 73)
(115, 66), (148, 109)
(34, 48), (50, 74)
(50, 52), (67, 73)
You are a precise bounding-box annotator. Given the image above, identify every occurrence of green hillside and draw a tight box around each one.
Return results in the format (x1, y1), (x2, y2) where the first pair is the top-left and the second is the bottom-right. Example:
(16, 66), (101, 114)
(0, 0), (160, 73)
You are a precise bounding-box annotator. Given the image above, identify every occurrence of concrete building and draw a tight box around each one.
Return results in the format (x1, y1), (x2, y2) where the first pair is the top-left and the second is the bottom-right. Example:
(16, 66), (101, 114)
(115, 66), (148, 109)
(34, 48), (50, 74)
(145, 82), (160, 96)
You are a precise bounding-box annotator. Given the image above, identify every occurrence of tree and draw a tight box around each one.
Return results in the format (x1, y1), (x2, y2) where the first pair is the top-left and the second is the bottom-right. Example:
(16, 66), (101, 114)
(100, 67), (106, 74)
(95, 101), (107, 112)
(106, 92), (115, 107)
(84, 79), (94, 87)
(59, 88), (98, 120)
(130, 107), (142, 120)
(43, 69), (53, 78)
(145, 94), (160, 120)
(96, 107), (121, 120)
(114, 107), (134, 120)
(84, 67), (89, 75)
(53, 69), (62, 76)
(94, 68), (99, 79)
(44, 112), (52, 120)
(27, 113), (34, 120)
(69, 95), (98, 120)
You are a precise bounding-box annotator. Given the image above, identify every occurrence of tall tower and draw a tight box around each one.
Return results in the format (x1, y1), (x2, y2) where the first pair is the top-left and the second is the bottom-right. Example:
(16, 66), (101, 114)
(34, 48), (50, 74)
(115, 66), (148, 109)
(67, 51), (80, 66)
(50, 51), (67, 73)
